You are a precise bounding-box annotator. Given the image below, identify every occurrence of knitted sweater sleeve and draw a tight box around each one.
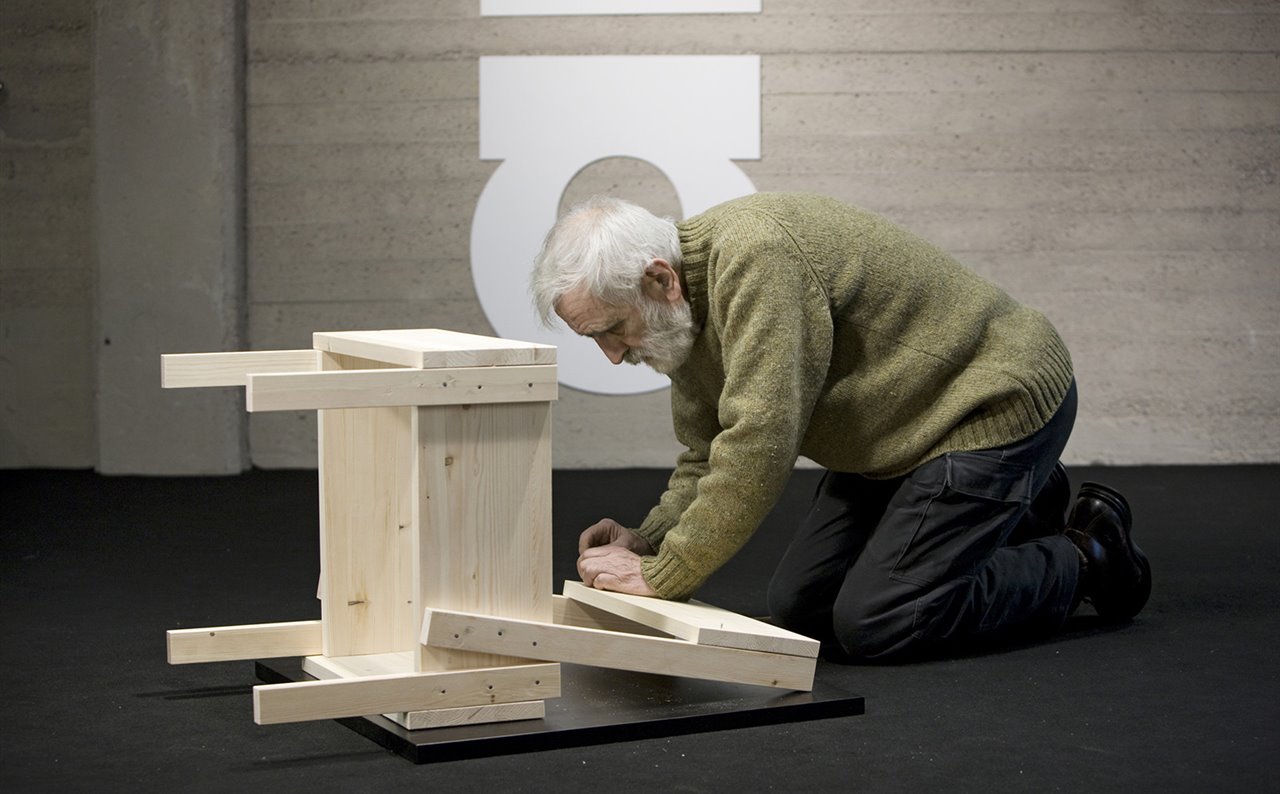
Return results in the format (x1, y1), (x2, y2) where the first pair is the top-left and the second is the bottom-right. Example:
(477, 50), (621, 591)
(636, 219), (834, 600)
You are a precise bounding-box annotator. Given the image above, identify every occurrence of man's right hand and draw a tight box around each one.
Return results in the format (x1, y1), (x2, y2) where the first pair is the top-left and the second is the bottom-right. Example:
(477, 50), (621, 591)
(578, 518), (656, 556)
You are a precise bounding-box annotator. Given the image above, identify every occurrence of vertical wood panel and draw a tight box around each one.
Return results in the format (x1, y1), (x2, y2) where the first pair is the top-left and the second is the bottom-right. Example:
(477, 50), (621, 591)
(318, 353), (417, 656)
(415, 400), (553, 672)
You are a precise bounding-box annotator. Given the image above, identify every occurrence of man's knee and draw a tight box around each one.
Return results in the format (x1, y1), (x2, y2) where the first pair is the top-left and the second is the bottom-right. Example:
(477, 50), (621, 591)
(831, 591), (928, 661)
(832, 610), (898, 660)
(766, 579), (808, 634)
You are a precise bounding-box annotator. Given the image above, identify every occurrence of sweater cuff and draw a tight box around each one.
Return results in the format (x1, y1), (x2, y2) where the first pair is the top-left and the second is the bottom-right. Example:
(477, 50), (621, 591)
(640, 549), (701, 601)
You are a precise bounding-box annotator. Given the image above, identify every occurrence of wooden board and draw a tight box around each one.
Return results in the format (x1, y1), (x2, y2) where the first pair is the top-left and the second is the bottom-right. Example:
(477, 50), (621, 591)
(246, 364), (557, 412)
(253, 662), (561, 725)
(166, 620), (322, 664)
(421, 608), (816, 691)
(161, 350), (320, 388)
(317, 353), (418, 658)
(313, 329), (556, 369)
(304, 653), (545, 730)
(562, 581), (820, 659)
(415, 400), (554, 672)
(314, 347), (556, 670)
(551, 594), (671, 638)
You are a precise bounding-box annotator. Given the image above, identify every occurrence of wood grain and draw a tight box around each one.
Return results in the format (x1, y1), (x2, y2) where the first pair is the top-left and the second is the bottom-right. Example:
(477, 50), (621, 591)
(415, 400), (555, 672)
(317, 353), (417, 658)
(167, 620), (322, 664)
(246, 364), (558, 412)
(303, 652), (546, 729)
(161, 350), (320, 388)
(252, 662), (561, 725)
(421, 607), (816, 691)
(562, 581), (819, 659)
(314, 328), (556, 368)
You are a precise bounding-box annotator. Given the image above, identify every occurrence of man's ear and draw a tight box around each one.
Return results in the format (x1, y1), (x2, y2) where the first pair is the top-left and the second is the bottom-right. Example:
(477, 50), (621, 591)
(642, 259), (683, 304)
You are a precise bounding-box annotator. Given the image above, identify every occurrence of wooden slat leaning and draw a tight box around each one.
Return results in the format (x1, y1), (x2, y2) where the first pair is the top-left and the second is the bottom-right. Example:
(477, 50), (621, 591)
(561, 581), (820, 659)
(422, 607), (817, 692)
(550, 593), (673, 638)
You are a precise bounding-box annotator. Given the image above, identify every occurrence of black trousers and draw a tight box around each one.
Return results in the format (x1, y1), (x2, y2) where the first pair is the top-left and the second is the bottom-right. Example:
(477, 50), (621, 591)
(767, 383), (1080, 661)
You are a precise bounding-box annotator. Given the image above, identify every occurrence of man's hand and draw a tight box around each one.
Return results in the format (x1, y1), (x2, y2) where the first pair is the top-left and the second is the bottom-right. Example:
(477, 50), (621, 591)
(577, 545), (658, 597)
(577, 518), (656, 556)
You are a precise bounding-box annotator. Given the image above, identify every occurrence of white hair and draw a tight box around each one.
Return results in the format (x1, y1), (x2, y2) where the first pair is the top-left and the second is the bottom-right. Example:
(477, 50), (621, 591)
(530, 195), (681, 326)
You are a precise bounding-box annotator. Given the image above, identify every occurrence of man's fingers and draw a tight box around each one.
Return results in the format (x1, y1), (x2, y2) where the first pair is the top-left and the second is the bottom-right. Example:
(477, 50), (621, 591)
(577, 528), (603, 554)
(578, 518), (621, 553)
(577, 560), (596, 587)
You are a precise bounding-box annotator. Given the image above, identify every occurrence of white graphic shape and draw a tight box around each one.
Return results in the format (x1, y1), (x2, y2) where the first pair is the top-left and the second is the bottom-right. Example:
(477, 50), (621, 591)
(471, 55), (760, 395)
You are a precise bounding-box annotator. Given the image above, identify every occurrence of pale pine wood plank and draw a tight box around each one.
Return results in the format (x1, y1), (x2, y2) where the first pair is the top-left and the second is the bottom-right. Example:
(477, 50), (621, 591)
(303, 651), (417, 679)
(166, 620), (322, 664)
(400, 700), (544, 729)
(552, 593), (672, 638)
(252, 663), (561, 725)
(421, 608), (816, 691)
(245, 365), (557, 412)
(562, 581), (819, 659)
(317, 353), (417, 658)
(161, 350), (321, 388)
(302, 653), (546, 729)
(313, 328), (556, 368)
(415, 401), (555, 672)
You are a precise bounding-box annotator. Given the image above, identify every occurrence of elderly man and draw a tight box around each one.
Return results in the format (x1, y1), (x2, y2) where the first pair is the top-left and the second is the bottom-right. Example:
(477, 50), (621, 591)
(531, 192), (1151, 661)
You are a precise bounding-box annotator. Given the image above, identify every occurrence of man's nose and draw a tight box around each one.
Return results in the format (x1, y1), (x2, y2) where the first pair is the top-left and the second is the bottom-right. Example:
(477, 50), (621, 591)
(595, 336), (627, 365)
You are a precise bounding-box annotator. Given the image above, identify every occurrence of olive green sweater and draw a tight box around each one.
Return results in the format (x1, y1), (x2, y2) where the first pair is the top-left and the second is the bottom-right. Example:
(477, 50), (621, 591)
(633, 193), (1073, 600)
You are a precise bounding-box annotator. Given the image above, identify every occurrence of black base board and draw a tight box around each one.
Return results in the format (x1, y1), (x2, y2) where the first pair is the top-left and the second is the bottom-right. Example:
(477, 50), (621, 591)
(256, 659), (864, 764)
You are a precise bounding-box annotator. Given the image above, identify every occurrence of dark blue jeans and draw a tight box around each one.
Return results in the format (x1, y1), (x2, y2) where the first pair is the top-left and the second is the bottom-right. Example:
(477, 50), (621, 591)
(768, 383), (1080, 661)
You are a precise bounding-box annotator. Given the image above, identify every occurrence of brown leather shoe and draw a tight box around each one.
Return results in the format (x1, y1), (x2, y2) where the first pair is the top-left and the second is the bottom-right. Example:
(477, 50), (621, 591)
(1065, 482), (1152, 621)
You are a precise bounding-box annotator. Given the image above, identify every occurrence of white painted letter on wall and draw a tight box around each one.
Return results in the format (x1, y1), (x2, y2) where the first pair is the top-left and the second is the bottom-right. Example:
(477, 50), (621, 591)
(470, 55), (760, 395)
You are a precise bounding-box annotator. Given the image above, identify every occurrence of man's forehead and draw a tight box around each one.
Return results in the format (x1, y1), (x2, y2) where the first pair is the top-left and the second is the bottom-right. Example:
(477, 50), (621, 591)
(555, 288), (613, 334)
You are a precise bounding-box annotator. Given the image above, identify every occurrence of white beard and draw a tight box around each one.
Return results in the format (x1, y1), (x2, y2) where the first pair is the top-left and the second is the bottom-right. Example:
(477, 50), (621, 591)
(624, 298), (697, 375)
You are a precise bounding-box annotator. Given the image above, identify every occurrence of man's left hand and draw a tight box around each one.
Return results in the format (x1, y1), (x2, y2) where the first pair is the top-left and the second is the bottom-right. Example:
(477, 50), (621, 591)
(577, 545), (658, 597)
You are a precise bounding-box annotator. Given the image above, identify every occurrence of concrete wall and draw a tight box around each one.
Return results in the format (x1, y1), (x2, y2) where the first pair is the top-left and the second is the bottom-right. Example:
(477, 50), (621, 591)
(2, 1), (1277, 471)
(94, 0), (246, 474)
(1, 0), (246, 473)
(1, 0), (95, 467)
(245, 0), (1279, 469)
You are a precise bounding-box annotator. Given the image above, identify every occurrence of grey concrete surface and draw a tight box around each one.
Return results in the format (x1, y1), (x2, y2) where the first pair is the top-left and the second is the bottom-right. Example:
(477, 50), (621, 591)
(93, 0), (246, 473)
(0, 0), (95, 467)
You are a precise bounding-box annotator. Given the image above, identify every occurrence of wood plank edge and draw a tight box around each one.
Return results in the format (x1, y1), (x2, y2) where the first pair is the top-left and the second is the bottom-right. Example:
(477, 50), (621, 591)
(562, 581), (820, 659)
(252, 663), (561, 725)
(422, 607), (815, 692)
(166, 620), (323, 665)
